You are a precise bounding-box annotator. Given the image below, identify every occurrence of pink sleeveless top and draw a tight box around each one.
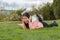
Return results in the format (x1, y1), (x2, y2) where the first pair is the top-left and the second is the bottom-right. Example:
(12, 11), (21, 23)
(22, 20), (43, 30)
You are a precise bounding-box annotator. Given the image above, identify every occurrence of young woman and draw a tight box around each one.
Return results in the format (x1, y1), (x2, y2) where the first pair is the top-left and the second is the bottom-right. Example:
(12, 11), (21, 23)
(21, 12), (58, 30)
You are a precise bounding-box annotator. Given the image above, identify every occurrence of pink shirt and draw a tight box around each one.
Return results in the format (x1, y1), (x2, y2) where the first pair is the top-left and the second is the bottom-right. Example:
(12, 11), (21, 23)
(22, 20), (43, 30)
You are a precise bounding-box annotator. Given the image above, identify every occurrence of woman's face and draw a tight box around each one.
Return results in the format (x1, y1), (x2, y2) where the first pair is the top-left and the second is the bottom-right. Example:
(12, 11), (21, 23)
(22, 16), (29, 23)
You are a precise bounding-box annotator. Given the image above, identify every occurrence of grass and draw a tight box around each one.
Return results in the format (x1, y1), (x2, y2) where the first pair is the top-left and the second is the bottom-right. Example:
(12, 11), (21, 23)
(0, 20), (60, 40)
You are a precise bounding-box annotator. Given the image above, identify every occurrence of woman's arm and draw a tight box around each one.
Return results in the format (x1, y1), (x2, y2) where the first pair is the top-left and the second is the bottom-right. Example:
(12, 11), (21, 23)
(22, 23), (26, 30)
(22, 19), (27, 30)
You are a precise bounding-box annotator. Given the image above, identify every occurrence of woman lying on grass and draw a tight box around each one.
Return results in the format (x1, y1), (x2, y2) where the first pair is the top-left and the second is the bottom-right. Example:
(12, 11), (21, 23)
(21, 12), (58, 30)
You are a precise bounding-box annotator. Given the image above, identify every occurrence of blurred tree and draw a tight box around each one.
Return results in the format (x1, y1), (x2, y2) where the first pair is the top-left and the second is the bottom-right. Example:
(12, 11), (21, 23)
(40, 3), (56, 20)
(53, 0), (60, 19)
(9, 8), (26, 21)
(16, 8), (26, 16)
(0, 14), (7, 21)
(9, 14), (20, 21)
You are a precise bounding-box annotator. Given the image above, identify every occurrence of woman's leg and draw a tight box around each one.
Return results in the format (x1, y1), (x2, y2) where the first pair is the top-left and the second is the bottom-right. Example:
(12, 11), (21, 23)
(41, 22), (49, 27)
(48, 21), (58, 27)
(42, 21), (58, 27)
(36, 13), (43, 22)
(41, 21), (58, 27)
(35, 13), (58, 27)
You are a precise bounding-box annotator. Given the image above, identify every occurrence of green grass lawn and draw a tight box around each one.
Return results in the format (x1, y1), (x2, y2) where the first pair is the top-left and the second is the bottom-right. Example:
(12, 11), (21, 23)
(0, 20), (60, 40)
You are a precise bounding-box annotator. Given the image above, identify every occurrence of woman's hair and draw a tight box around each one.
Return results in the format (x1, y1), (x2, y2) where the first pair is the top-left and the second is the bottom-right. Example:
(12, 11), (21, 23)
(23, 12), (30, 18)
